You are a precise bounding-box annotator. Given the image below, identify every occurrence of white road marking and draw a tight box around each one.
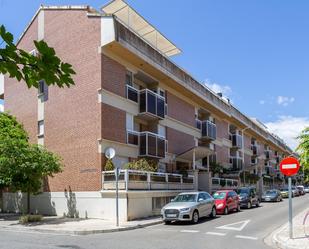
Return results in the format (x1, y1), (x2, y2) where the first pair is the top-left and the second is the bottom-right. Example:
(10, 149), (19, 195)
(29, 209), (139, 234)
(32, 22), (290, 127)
(216, 220), (250, 231)
(205, 232), (226, 236)
(180, 230), (200, 233)
(235, 235), (258, 240)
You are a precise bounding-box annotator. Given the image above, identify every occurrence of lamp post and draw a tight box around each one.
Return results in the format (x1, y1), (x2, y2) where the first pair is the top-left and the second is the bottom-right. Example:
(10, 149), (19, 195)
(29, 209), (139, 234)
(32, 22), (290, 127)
(241, 127), (250, 187)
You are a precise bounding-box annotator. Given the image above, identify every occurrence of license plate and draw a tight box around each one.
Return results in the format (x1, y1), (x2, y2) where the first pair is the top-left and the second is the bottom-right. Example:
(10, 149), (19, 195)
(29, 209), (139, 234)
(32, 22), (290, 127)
(166, 214), (177, 218)
(265, 198), (270, 201)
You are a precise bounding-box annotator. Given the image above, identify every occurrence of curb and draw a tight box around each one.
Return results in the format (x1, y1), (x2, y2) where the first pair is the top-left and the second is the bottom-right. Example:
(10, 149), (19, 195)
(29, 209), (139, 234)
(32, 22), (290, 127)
(0, 220), (163, 236)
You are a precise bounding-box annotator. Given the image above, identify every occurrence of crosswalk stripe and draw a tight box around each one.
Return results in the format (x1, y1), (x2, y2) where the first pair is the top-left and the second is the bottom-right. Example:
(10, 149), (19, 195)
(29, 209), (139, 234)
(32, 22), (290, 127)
(205, 232), (226, 236)
(235, 235), (258, 240)
(180, 230), (200, 233)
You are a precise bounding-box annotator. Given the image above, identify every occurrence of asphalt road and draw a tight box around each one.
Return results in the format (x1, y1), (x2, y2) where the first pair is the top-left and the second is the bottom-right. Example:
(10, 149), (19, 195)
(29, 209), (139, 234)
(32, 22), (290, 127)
(0, 195), (308, 249)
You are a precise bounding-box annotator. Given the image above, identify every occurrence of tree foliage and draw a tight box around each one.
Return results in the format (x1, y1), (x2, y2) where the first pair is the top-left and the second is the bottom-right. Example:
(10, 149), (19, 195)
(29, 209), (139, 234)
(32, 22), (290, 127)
(297, 127), (309, 182)
(0, 113), (62, 213)
(0, 25), (75, 88)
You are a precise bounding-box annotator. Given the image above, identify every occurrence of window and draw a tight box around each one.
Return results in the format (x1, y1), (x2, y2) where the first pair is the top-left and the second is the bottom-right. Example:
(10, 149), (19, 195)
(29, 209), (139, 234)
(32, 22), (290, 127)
(126, 113), (134, 131)
(158, 124), (166, 138)
(38, 120), (44, 136)
(125, 71), (133, 86)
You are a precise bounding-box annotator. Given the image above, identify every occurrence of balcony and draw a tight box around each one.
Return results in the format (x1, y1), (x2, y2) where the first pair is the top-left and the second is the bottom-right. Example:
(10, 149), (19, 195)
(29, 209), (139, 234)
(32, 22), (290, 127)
(265, 150), (271, 160)
(126, 86), (166, 120)
(127, 130), (166, 158)
(196, 120), (217, 141)
(102, 170), (194, 191)
(251, 157), (258, 166)
(139, 89), (165, 120)
(231, 134), (243, 149)
(229, 156), (243, 171)
(211, 177), (239, 190)
(251, 144), (258, 156)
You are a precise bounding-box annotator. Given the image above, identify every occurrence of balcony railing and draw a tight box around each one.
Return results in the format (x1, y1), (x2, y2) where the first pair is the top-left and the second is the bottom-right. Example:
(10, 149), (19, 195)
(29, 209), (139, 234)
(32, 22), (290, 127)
(211, 177), (239, 189)
(139, 89), (165, 119)
(231, 134), (243, 148)
(265, 150), (271, 160)
(102, 170), (194, 191)
(127, 130), (166, 158)
(229, 156), (243, 171)
(251, 144), (258, 156)
(251, 157), (258, 165)
(126, 86), (166, 119)
(199, 120), (217, 140)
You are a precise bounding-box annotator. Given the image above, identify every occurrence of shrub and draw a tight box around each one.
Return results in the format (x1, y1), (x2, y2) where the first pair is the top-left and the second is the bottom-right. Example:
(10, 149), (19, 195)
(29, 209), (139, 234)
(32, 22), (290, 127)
(19, 214), (43, 224)
(124, 158), (158, 172)
(104, 159), (114, 171)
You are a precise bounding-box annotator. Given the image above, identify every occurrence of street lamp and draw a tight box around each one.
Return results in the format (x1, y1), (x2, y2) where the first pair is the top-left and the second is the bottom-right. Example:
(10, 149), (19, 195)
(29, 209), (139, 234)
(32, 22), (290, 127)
(241, 127), (250, 187)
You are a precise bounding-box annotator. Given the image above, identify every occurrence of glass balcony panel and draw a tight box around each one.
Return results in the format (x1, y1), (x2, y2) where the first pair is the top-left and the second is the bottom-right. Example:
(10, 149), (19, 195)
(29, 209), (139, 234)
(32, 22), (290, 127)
(140, 133), (147, 155)
(126, 85), (138, 102)
(139, 91), (146, 113)
(157, 138), (165, 158)
(147, 134), (157, 156)
(147, 91), (156, 115)
(127, 131), (139, 145)
(156, 97), (165, 118)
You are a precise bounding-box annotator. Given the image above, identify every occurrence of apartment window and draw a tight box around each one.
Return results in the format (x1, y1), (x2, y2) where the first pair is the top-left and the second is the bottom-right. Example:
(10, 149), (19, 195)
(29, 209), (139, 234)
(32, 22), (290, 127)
(126, 113), (134, 131)
(158, 124), (166, 138)
(125, 71), (133, 86)
(38, 120), (44, 137)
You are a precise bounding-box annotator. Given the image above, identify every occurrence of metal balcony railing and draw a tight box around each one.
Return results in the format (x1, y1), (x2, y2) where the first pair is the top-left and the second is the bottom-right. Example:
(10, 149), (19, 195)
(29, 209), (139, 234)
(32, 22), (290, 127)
(102, 170), (194, 191)
(265, 150), (271, 160)
(229, 156), (243, 171)
(231, 134), (243, 149)
(196, 119), (216, 140)
(211, 177), (239, 188)
(251, 144), (258, 156)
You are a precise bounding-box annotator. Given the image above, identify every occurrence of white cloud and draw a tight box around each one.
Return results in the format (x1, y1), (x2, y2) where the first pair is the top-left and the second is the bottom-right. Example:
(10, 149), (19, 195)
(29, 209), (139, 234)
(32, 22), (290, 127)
(265, 116), (309, 150)
(204, 79), (232, 97)
(277, 96), (295, 107)
(0, 103), (3, 112)
(259, 100), (266, 105)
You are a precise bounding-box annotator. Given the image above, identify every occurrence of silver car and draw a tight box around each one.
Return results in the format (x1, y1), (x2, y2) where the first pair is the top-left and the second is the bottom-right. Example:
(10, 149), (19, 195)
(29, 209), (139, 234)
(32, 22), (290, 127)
(161, 192), (216, 224)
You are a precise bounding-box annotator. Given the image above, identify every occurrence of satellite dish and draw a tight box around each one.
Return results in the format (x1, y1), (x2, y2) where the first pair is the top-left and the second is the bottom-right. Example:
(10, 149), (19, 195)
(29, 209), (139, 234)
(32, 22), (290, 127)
(104, 147), (116, 160)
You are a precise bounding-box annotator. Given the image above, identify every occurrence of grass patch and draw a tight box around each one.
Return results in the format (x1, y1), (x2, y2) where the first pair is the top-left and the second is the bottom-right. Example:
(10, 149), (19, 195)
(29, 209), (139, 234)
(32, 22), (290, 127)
(19, 214), (43, 224)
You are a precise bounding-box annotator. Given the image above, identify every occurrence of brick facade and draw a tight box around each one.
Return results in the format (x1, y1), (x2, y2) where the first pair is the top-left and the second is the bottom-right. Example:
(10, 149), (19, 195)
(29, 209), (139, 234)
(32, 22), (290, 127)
(166, 127), (194, 155)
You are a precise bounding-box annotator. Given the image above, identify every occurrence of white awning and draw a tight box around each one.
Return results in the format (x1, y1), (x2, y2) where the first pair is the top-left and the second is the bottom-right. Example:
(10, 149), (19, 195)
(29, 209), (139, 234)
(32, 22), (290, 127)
(101, 0), (181, 57)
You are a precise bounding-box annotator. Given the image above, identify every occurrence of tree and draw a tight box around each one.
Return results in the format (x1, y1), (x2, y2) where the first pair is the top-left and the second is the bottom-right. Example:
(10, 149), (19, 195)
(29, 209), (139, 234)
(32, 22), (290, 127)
(0, 25), (75, 88)
(296, 127), (309, 182)
(0, 113), (62, 214)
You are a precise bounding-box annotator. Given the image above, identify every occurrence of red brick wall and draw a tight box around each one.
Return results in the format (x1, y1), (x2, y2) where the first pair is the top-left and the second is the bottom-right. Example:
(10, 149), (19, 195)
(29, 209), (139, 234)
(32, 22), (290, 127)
(166, 91), (195, 127)
(166, 127), (194, 155)
(4, 18), (38, 144)
(244, 134), (251, 150)
(101, 55), (126, 97)
(216, 119), (229, 140)
(216, 145), (229, 165)
(101, 103), (126, 143)
(43, 10), (102, 192)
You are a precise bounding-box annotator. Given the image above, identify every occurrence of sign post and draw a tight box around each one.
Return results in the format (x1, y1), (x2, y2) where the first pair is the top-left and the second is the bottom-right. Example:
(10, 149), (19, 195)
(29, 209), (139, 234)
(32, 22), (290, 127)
(280, 157), (300, 239)
(104, 147), (118, 226)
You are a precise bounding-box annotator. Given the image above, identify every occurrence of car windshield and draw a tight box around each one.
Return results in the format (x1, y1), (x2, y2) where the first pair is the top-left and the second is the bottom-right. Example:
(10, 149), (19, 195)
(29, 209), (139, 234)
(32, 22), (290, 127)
(265, 190), (277, 195)
(281, 188), (288, 191)
(173, 194), (197, 202)
(213, 192), (227, 200)
(237, 189), (249, 195)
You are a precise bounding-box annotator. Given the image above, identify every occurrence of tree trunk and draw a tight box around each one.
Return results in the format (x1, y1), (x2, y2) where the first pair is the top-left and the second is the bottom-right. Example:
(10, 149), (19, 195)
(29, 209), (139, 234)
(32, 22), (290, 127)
(27, 191), (30, 214)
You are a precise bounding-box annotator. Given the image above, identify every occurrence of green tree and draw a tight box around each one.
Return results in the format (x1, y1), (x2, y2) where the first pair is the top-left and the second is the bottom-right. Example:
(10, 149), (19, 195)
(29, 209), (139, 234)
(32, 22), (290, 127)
(296, 127), (309, 182)
(0, 25), (75, 88)
(0, 113), (62, 214)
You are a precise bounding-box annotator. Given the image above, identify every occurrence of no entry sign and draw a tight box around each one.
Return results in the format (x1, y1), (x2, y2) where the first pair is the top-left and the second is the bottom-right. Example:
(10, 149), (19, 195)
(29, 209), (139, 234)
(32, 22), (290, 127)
(280, 157), (300, 176)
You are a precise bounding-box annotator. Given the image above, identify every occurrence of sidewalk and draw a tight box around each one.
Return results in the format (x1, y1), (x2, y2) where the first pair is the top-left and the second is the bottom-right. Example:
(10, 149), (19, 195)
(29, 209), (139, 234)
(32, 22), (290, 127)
(270, 208), (309, 249)
(0, 213), (162, 235)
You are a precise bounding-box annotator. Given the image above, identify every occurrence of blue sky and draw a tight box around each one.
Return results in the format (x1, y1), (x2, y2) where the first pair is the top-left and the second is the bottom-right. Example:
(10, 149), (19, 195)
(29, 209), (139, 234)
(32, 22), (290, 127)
(0, 0), (308, 149)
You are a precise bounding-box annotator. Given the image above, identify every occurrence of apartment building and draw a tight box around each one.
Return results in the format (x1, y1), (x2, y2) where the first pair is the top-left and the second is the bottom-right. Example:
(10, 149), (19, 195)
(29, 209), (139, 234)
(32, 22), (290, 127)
(1, 0), (293, 220)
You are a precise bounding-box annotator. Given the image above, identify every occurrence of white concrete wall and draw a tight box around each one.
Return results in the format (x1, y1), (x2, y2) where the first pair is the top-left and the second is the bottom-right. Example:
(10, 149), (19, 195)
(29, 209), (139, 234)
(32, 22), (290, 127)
(0, 74), (4, 97)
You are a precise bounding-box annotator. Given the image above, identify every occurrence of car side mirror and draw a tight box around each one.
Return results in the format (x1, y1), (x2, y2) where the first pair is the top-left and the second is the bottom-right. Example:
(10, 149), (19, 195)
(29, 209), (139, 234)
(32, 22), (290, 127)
(171, 198), (175, 202)
(198, 198), (204, 202)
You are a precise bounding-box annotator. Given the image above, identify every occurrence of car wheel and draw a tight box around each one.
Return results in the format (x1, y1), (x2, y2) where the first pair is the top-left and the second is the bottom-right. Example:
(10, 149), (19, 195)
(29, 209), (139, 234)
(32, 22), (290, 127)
(247, 201), (252, 209)
(164, 221), (171, 225)
(191, 210), (199, 224)
(237, 204), (241, 212)
(210, 206), (216, 218)
(256, 200), (260, 207)
(224, 207), (228, 215)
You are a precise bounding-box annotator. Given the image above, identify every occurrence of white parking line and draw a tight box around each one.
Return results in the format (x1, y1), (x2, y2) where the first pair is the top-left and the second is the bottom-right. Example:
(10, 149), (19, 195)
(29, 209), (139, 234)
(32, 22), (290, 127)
(180, 230), (200, 233)
(235, 235), (258, 240)
(205, 232), (226, 236)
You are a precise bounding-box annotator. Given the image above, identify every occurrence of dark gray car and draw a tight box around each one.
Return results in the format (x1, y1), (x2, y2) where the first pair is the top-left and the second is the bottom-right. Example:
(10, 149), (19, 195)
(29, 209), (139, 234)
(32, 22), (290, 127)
(261, 189), (282, 202)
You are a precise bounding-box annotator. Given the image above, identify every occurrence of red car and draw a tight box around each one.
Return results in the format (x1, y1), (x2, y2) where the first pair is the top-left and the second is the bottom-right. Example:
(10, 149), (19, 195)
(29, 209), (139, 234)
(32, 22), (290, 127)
(213, 190), (240, 215)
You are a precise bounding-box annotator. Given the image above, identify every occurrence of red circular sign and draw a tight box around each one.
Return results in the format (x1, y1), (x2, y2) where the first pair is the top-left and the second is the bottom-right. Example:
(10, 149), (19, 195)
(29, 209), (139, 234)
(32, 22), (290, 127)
(280, 157), (300, 176)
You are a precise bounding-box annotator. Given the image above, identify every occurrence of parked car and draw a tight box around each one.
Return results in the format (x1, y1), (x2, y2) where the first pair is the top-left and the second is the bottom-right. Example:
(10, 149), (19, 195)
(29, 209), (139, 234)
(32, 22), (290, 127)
(213, 190), (240, 215)
(280, 188), (289, 198)
(297, 185), (305, 195)
(292, 186), (300, 197)
(161, 192), (216, 224)
(304, 186), (309, 193)
(236, 187), (260, 209)
(261, 189), (282, 202)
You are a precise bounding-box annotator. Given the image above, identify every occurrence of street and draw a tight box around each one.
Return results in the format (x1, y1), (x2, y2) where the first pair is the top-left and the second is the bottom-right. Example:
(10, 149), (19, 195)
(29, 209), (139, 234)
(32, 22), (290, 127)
(0, 195), (308, 249)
